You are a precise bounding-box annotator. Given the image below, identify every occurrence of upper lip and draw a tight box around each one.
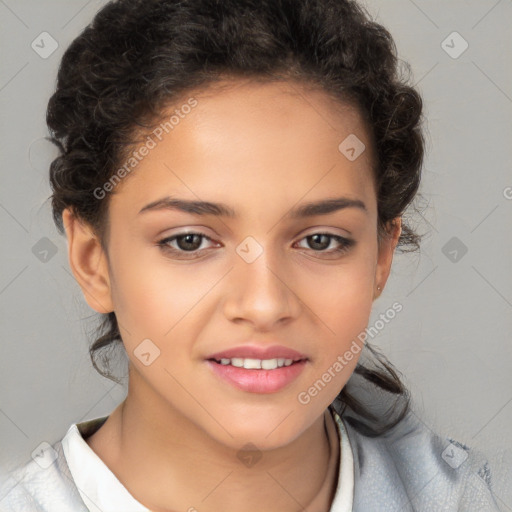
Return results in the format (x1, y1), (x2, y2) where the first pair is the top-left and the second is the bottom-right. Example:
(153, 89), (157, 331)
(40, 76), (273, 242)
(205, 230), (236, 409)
(207, 344), (308, 361)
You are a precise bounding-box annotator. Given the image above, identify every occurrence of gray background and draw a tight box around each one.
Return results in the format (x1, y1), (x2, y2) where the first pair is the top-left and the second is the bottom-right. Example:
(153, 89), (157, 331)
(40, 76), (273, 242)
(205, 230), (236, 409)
(1, 0), (511, 506)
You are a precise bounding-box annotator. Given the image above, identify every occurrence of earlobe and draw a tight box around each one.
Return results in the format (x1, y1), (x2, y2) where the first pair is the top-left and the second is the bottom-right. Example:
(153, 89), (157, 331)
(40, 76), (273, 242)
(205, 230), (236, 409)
(373, 217), (402, 299)
(62, 208), (114, 314)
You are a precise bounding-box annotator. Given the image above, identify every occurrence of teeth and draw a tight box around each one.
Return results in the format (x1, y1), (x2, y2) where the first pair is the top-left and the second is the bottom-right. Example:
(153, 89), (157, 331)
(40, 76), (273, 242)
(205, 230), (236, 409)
(217, 357), (297, 369)
(262, 359), (278, 370)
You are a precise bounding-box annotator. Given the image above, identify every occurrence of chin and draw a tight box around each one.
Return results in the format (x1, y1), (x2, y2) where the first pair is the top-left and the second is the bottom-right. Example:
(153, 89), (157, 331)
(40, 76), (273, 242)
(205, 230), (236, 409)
(209, 411), (310, 451)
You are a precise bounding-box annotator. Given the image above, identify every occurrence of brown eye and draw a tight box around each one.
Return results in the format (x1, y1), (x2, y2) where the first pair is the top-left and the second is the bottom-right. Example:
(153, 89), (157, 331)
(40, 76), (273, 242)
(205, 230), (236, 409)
(295, 233), (355, 255)
(157, 232), (216, 256)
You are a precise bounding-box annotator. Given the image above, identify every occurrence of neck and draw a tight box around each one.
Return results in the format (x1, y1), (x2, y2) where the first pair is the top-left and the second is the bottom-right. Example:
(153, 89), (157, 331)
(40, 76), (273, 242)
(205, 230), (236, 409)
(87, 372), (339, 512)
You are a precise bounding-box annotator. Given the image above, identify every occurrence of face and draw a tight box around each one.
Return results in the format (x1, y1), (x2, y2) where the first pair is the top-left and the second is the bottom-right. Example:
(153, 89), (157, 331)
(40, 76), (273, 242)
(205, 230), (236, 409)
(68, 79), (400, 451)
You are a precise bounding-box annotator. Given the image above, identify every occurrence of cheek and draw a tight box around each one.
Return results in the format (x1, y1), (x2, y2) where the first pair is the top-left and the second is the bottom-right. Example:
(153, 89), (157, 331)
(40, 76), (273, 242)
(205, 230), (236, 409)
(106, 241), (183, 336)
(107, 242), (223, 358)
(304, 259), (375, 382)
(329, 282), (374, 337)
(310, 260), (375, 331)
(299, 270), (374, 404)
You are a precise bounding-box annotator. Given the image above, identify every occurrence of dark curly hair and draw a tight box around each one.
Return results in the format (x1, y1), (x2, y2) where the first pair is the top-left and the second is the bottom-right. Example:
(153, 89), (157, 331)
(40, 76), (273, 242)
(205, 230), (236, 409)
(47, 0), (427, 437)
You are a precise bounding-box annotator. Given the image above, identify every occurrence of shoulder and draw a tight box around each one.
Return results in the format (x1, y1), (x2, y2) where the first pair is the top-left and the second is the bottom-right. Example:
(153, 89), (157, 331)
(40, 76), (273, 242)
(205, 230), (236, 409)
(341, 409), (508, 511)
(0, 439), (88, 512)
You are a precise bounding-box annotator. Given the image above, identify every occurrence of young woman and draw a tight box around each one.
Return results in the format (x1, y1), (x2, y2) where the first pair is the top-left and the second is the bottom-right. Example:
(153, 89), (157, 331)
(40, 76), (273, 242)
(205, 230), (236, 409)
(0, 0), (505, 510)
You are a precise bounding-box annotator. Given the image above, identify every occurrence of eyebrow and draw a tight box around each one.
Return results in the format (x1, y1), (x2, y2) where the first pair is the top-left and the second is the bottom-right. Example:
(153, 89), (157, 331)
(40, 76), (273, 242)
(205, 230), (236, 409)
(138, 195), (367, 219)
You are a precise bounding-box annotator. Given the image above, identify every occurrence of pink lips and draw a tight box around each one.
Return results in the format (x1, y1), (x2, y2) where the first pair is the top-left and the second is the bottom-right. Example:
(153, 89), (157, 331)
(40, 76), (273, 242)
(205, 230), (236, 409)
(205, 344), (309, 394)
(207, 359), (307, 393)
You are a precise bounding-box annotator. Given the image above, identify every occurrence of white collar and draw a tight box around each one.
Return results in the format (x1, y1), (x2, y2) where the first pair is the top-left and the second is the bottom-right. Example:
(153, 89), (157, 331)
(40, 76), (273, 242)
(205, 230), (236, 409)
(61, 421), (147, 511)
(330, 409), (355, 511)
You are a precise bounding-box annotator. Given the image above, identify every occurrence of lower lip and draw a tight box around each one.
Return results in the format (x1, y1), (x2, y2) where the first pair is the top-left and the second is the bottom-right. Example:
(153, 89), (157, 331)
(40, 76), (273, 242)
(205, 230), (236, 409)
(206, 359), (307, 394)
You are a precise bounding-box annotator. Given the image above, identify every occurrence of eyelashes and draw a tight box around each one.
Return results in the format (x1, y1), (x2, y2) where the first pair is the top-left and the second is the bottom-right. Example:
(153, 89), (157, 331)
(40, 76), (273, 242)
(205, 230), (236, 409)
(295, 233), (355, 254)
(156, 231), (355, 259)
(157, 232), (218, 256)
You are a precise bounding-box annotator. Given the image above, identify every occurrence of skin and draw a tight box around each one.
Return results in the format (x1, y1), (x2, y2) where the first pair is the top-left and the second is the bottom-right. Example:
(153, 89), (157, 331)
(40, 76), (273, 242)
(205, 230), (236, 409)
(63, 78), (401, 512)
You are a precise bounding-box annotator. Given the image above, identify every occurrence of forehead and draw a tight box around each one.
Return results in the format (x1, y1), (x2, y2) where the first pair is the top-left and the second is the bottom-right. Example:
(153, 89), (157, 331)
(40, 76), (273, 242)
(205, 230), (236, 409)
(180, 78), (372, 161)
(110, 79), (377, 216)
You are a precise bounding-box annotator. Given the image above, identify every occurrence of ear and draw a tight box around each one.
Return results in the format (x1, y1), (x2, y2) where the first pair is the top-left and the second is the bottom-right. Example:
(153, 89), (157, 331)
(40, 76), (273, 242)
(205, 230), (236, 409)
(62, 208), (114, 314)
(373, 216), (402, 300)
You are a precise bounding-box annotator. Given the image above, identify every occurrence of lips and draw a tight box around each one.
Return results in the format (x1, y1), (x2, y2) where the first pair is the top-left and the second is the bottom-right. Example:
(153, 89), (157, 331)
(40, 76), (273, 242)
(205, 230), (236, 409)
(205, 344), (309, 393)
(206, 359), (308, 393)
(206, 344), (308, 362)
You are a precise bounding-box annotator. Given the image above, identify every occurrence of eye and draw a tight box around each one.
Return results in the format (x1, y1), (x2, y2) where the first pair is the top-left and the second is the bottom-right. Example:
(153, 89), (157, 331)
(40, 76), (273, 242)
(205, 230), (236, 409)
(157, 232), (217, 258)
(295, 233), (355, 256)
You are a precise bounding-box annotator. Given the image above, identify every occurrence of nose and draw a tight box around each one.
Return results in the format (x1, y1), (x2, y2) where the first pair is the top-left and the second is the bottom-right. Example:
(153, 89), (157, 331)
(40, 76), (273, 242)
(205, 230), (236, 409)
(222, 247), (301, 330)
